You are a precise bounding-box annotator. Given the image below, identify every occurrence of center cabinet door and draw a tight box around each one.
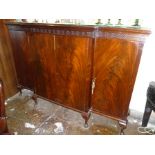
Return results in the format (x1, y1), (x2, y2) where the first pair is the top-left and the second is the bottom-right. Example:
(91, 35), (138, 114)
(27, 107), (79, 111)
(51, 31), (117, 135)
(30, 33), (93, 112)
(92, 37), (141, 120)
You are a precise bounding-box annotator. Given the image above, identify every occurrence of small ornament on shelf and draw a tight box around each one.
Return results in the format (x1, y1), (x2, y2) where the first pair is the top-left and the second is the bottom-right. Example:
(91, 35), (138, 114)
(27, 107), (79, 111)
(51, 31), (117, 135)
(33, 19), (38, 23)
(116, 19), (123, 26)
(55, 19), (60, 23)
(16, 19), (22, 22)
(105, 19), (113, 26)
(96, 19), (102, 25)
(133, 19), (140, 27)
(21, 19), (27, 22)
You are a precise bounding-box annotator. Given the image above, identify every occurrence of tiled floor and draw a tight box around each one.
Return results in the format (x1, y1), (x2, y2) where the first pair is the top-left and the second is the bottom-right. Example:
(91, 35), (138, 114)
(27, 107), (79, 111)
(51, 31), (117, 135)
(5, 89), (155, 135)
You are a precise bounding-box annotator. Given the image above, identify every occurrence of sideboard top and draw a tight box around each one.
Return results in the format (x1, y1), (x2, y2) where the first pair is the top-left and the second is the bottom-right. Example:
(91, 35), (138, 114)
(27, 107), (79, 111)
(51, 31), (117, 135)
(6, 22), (151, 35)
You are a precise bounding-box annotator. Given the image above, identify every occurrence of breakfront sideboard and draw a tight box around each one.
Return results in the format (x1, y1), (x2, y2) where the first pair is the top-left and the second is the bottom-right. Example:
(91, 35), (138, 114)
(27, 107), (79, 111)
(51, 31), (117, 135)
(6, 22), (151, 134)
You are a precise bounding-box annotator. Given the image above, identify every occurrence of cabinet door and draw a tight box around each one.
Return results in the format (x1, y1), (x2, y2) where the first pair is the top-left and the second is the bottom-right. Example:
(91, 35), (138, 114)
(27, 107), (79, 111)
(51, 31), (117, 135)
(25, 33), (92, 112)
(29, 33), (56, 99)
(92, 38), (142, 120)
(54, 35), (92, 111)
(9, 31), (35, 89)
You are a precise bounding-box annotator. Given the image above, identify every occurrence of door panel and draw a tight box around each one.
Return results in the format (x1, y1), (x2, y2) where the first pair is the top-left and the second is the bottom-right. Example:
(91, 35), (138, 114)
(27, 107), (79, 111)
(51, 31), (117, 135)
(54, 35), (92, 111)
(29, 33), (56, 99)
(9, 31), (35, 89)
(92, 38), (140, 119)
(29, 34), (92, 112)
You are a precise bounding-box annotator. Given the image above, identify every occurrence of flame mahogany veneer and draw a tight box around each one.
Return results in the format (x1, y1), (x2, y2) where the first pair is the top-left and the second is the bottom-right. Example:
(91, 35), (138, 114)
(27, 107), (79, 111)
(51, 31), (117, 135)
(6, 22), (151, 133)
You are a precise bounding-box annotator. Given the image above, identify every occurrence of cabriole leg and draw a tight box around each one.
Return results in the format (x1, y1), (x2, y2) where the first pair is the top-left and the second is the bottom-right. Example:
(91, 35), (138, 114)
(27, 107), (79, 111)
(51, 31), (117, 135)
(32, 93), (38, 108)
(17, 85), (23, 96)
(118, 120), (128, 135)
(81, 109), (92, 128)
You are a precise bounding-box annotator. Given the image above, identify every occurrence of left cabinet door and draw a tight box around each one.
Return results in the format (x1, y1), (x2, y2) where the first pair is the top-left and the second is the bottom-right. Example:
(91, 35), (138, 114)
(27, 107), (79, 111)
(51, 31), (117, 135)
(9, 31), (36, 90)
(29, 33), (56, 99)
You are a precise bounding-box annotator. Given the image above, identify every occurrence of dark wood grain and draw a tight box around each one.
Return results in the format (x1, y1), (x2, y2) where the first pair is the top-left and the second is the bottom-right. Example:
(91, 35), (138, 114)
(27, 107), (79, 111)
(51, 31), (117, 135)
(0, 79), (5, 117)
(53, 35), (92, 111)
(8, 24), (94, 112)
(92, 29), (149, 121)
(9, 31), (35, 90)
(0, 19), (17, 98)
(30, 34), (93, 111)
(0, 79), (9, 134)
(28, 32), (55, 96)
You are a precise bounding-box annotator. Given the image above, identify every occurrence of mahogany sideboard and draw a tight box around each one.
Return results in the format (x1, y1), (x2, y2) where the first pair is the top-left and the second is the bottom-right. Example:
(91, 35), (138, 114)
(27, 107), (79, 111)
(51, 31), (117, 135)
(6, 22), (151, 134)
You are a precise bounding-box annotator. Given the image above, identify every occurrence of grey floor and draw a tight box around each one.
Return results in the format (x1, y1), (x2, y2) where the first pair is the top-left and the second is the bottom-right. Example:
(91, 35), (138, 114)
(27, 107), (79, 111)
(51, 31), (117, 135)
(5, 89), (155, 135)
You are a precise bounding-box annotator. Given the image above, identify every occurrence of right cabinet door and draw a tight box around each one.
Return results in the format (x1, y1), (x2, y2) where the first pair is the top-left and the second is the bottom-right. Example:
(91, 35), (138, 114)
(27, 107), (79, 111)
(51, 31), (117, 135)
(92, 37), (142, 120)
